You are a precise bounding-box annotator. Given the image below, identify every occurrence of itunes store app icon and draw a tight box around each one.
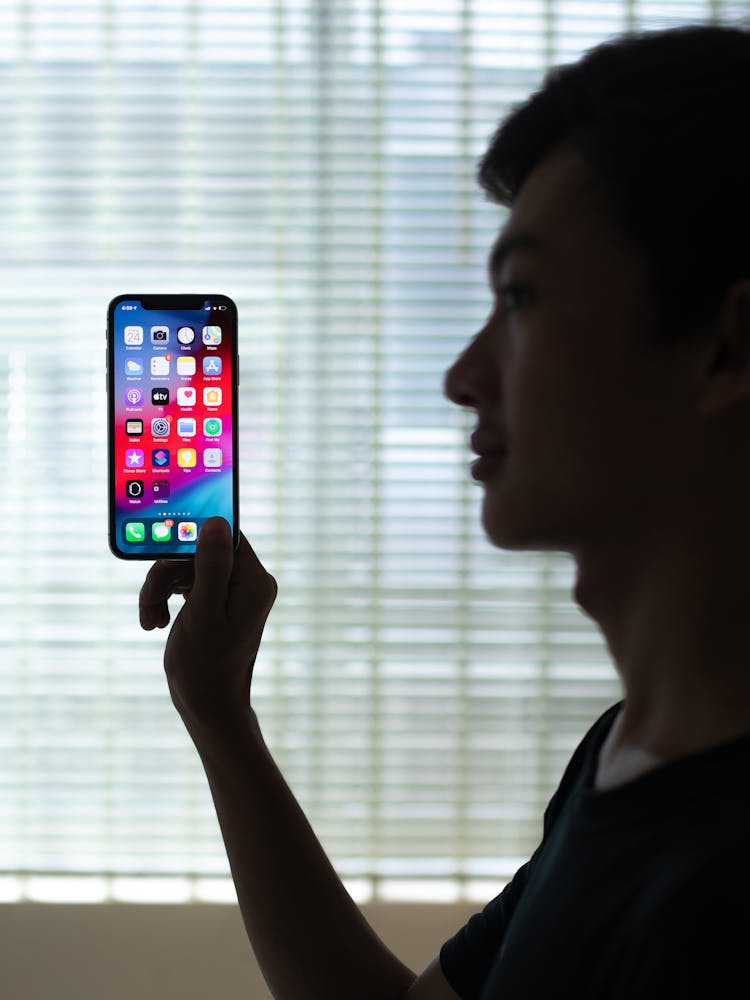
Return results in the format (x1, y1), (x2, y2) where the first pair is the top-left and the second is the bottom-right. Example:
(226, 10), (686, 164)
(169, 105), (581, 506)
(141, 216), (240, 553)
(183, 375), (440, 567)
(125, 387), (143, 406)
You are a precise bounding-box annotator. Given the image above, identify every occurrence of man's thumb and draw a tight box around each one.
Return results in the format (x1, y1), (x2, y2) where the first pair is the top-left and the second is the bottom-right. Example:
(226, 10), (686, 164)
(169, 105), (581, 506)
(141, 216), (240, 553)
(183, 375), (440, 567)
(190, 516), (234, 613)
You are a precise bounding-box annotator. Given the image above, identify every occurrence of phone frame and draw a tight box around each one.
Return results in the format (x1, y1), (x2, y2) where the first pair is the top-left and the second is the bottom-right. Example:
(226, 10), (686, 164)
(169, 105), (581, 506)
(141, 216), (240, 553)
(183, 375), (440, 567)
(107, 293), (240, 560)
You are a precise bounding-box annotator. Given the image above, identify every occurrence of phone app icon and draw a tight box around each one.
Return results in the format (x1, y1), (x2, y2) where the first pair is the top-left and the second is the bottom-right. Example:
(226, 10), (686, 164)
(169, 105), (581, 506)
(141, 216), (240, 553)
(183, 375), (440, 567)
(151, 326), (169, 344)
(177, 326), (195, 345)
(177, 448), (197, 468)
(177, 356), (196, 376)
(125, 522), (146, 543)
(203, 356), (222, 376)
(151, 417), (170, 437)
(125, 387), (144, 407)
(152, 522), (172, 542)
(151, 356), (170, 376)
(126, 419), (143, 436)
(152, 480), (170, 498)
(203, 387), (222, 406)
(177, 387), (196, 406)
(126, 358), (144, 376)
(125, 480), (144, 499)
(124, 326), (143, 345)
(178, 521), (198, 542)
(125, 449), (145, 468)
(177, 417), (196, 436)
(152, 388), (169, 405)
(203, 447), (222, 468)
(202, 326), (222, 345)
(152, 448), (170, 467)
(203, 417), (222, 436)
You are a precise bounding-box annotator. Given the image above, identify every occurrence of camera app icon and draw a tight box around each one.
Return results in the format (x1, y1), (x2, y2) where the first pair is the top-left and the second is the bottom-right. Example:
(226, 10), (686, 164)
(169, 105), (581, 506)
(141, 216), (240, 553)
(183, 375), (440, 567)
(151, 326), (169, 343)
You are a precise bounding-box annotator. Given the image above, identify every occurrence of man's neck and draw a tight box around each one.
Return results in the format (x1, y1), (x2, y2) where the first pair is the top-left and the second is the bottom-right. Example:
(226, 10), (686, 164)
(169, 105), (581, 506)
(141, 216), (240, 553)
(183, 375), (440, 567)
(573, 533), (750, 777)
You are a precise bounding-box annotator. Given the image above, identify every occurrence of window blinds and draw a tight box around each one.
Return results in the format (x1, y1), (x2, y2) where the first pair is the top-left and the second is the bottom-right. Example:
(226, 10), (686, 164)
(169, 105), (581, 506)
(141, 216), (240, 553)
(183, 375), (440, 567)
(0, 0), (745, 904)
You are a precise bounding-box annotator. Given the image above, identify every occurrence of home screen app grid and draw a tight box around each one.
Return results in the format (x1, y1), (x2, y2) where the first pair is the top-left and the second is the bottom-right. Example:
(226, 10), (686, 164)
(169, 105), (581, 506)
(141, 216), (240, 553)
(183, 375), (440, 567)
(114, 303), (233, 549)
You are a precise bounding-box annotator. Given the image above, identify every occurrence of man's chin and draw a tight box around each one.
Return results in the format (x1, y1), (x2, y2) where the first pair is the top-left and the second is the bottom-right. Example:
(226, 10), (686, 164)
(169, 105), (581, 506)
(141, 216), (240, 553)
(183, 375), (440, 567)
(481, 496), (569, 554)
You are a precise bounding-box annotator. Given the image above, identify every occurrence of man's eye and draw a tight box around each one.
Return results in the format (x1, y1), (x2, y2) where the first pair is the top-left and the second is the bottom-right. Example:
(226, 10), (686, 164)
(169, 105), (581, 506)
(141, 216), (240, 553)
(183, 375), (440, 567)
(497, 283), (533, 310)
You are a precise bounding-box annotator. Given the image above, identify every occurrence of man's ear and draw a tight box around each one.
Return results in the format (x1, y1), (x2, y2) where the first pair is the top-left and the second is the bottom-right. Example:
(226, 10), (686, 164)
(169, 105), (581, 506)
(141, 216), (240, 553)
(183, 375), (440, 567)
(696, 279), (750, 415)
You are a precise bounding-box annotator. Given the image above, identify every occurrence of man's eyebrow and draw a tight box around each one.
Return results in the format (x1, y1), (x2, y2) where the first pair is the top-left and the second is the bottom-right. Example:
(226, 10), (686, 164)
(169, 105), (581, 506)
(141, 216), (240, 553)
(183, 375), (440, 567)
(487, 231), (545, 281)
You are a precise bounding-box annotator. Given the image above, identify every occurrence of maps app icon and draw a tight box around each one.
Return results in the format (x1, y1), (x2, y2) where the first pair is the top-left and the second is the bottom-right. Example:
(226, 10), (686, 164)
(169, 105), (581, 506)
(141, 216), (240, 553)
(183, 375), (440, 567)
(202, 326), (222, 345)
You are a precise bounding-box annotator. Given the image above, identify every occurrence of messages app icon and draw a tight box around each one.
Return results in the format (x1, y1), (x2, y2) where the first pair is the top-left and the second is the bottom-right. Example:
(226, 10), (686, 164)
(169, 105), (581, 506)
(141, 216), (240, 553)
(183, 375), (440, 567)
(152, 522), (172, 542)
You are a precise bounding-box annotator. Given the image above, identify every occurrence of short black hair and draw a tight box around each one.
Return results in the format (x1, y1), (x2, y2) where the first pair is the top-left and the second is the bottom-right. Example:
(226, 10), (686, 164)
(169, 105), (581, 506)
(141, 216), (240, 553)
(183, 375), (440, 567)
(479, 24), (750, 343)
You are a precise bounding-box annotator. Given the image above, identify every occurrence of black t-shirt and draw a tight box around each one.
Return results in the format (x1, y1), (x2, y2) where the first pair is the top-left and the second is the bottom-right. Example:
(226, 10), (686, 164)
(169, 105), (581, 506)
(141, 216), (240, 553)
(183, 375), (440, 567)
(440, 702), (750, 998)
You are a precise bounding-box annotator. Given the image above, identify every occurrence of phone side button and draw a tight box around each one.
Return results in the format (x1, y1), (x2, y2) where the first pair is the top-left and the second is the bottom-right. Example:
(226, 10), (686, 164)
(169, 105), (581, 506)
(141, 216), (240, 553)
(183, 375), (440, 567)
(237, 355), (240, 386)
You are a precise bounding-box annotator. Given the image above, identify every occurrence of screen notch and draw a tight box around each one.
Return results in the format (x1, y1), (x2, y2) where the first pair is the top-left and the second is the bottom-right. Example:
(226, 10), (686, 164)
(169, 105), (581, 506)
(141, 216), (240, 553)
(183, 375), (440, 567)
(140, 295), (206, 310)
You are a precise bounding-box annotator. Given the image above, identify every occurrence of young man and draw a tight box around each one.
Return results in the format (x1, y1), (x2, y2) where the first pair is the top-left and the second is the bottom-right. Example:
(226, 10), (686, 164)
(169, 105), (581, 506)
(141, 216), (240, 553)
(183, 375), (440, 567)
(139, 24), (750, 999)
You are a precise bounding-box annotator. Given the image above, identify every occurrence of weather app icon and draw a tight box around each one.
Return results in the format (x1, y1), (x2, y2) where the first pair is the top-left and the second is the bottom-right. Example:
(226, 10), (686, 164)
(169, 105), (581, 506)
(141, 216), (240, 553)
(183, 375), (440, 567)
(126, 358), (143, 376)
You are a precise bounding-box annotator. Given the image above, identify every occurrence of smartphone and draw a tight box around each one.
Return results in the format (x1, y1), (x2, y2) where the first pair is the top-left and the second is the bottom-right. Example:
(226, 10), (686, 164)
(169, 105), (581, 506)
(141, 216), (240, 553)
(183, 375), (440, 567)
(107, 294), (239, 559)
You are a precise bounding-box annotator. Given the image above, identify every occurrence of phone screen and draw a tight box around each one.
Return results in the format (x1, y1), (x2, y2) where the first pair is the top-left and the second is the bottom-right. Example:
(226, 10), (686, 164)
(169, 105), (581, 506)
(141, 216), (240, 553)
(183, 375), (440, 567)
(107, 294), (239, 559)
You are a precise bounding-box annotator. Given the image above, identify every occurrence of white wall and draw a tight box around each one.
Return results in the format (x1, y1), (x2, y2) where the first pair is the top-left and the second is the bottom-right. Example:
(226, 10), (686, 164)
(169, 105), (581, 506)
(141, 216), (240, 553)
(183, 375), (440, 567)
(0, 901), (478, 999)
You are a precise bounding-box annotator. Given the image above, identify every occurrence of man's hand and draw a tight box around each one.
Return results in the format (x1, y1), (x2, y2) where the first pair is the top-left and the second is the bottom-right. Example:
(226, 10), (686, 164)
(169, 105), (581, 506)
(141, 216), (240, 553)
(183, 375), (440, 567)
(138, 516), (277, 737)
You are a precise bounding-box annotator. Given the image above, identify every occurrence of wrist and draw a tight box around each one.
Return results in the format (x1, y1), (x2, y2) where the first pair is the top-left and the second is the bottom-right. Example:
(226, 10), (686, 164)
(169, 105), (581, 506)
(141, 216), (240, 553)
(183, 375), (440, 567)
(181, 701), (264, 759)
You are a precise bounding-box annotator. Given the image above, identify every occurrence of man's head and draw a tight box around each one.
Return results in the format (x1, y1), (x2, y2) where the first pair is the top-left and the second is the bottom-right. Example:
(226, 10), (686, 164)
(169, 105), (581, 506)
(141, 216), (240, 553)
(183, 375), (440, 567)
(445, 24), (750, 556)
(479, 24), (750, 345)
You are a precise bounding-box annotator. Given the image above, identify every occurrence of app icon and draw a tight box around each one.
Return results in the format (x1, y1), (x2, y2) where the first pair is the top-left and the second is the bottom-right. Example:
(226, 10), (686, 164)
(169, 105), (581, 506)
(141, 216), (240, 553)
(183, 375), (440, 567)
(151, 417), (170, 437)
(151, 326), (169, 344)
(203, 447), (222, 468)
(126, 358), (144, 376)
(152, 522), (172, 542)
(177, 417), (196, 436)
(203, 387), (222, 406)
(177, 356), (196, 376)
(124, 326), (143, 345)
(152, 388), (169, 405)
(178, 521), (198, 542)
(152, 480), (170, 498)
(125, 387), (144, 406)
(203, 417), (222, 436)
(125, 480), (144, 498)
(177, 448), (197, 468)
(126, 419), (143, 436)
(125, 522), (146, 543)
(203, 356), (222, 376)
(177, 326), (195, 345)
(151, 356), (170, 376)
(125, 449), (145, 468)
(177, 387), (196, 406)
(202, 326), (222, 345)
(152, 448), (170, 467)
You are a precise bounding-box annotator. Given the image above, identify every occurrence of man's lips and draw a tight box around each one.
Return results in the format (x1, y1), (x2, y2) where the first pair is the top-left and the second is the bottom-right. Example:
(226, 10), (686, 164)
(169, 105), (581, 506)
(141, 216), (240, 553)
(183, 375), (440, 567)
(470, 430), (508, 457)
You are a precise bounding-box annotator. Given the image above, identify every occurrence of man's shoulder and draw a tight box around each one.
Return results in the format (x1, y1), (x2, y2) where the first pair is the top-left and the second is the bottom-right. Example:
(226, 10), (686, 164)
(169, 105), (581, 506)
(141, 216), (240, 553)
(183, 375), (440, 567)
(542, 701), (622, 828)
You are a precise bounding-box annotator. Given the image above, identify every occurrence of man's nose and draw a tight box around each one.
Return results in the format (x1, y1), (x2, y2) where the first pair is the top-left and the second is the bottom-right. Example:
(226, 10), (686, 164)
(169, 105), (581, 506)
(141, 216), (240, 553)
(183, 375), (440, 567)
(443, 323), (493, 409)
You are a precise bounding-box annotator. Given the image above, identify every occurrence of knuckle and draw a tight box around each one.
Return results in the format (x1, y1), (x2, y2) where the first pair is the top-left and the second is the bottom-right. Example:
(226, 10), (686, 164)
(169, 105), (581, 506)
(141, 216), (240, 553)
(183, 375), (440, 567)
(264, 572), (278, 608)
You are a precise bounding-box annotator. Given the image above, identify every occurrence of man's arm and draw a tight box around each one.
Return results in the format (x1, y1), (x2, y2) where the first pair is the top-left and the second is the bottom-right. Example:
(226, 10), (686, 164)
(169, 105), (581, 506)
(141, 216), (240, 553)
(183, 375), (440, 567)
(139, 517), (459, 1000)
